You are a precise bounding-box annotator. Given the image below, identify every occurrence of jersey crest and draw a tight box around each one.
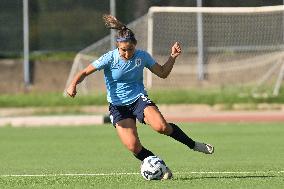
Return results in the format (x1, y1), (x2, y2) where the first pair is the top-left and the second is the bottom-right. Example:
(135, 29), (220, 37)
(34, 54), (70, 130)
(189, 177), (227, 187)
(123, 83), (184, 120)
(135, 58), (142, 67)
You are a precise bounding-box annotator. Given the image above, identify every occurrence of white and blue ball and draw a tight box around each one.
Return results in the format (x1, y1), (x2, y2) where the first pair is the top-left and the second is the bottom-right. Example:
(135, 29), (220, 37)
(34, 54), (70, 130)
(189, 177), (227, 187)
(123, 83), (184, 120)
(140, 156), (167, 180)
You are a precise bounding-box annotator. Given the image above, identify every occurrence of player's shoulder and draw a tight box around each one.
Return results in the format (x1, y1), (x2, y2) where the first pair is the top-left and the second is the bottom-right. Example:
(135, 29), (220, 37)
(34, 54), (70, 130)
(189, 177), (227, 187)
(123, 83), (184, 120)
(99, 49), (118, 61)
(135, 49), (147, 54)
(104, 49), (118, 58)
(135, 49), (151, 57)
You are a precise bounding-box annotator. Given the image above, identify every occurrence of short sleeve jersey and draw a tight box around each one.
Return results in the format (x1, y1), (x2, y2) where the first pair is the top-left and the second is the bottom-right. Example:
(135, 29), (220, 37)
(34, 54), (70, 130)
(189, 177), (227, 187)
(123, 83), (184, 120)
(92, 48), (156, 105)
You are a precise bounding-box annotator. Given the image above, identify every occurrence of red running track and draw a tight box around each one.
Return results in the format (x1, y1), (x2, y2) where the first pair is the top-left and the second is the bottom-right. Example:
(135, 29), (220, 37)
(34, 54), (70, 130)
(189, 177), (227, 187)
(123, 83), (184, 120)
(165, 112), (284, 123)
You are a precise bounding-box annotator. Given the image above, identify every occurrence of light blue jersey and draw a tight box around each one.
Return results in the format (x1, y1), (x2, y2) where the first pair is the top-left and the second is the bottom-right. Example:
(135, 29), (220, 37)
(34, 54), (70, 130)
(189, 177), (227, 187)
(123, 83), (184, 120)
(92, 48), (156, 105)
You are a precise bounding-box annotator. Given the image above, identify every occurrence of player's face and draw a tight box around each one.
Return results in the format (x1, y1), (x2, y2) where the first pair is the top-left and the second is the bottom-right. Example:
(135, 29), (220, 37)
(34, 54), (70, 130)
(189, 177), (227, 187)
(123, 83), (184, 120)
(117, 42), (136, 60)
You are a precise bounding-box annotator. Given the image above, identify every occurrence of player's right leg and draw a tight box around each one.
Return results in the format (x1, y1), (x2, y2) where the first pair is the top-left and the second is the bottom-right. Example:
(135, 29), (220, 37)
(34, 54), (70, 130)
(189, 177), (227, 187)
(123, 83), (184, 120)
(109, 103), (155, 161)
(115, 118), (173, 179)
(115, 118), (154, 160)
(110, 102), (173, 179)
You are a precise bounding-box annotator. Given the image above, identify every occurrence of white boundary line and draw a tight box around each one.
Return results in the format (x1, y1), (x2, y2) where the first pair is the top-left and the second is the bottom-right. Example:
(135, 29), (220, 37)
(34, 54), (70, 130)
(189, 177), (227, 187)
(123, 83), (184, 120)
(1, 171), (283, 177)
(0, 173), (139, 177)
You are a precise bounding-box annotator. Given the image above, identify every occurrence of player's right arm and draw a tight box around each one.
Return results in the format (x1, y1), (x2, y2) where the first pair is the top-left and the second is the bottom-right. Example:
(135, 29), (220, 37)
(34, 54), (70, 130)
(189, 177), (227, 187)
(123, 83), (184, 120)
(66, 64), (96, 98)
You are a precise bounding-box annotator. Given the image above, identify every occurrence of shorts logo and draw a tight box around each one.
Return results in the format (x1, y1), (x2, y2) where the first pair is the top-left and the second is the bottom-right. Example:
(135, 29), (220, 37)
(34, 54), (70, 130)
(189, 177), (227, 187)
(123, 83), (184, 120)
(141, 95), (152, 104)
(135, 58), (142, 67)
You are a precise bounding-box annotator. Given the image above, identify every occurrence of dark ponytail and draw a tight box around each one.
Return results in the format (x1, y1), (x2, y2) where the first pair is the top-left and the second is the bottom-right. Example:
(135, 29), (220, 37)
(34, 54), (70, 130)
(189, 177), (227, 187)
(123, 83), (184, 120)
(103, 14), (137, 44)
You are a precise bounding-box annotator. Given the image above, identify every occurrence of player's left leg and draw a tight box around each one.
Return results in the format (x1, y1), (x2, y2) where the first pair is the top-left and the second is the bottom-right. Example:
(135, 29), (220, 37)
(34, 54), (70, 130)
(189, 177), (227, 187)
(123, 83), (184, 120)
(143, 105), (214, 154)
(143, 105), (194, 148)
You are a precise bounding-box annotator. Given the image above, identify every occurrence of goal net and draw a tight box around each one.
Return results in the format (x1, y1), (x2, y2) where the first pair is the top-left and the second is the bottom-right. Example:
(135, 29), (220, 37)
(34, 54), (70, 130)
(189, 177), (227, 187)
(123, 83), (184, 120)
(65, 6), (284, 97)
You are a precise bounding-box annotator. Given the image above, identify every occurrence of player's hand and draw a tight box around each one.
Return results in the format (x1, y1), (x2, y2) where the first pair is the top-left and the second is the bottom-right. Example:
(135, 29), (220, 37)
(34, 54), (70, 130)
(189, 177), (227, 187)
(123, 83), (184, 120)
(171, 42), (182, 58)
(66, 84), (77, 98)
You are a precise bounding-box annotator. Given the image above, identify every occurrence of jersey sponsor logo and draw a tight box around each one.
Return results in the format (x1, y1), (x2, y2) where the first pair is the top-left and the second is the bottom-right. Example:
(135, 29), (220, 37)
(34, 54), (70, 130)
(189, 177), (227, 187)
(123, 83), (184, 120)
(111, 61), (122, 69)
(110, 55), (121, 69)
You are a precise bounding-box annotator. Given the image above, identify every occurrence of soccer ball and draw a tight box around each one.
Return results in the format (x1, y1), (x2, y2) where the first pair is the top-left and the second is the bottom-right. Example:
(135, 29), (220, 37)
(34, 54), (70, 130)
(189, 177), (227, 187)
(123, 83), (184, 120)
(140, 156), (168, 180)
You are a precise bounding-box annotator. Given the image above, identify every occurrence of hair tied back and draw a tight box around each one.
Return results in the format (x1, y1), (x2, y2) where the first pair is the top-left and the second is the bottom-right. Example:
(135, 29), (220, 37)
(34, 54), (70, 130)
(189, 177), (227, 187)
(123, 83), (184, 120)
(121, 25), (127, 30)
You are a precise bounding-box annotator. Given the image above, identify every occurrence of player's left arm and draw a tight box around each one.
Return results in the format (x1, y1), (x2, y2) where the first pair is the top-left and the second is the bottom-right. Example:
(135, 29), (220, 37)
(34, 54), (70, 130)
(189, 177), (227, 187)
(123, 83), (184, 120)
(149, 42), (182, 79)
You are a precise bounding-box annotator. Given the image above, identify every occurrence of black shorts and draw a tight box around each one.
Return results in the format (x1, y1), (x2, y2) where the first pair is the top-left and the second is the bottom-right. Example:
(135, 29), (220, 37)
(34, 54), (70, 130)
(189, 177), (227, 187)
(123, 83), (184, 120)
(109, 95), (156, 126)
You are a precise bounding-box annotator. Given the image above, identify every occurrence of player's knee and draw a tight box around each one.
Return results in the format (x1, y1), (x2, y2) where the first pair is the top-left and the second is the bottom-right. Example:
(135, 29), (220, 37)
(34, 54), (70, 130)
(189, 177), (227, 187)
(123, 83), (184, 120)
(154, 123), (171, 135)
(125, 142), (141, 154)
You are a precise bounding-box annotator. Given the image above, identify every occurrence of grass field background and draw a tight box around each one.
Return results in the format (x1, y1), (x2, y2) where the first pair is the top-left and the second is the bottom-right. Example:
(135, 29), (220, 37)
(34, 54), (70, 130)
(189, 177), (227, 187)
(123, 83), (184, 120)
(1, 88), (284, 108)
(0, 122), (283, 189)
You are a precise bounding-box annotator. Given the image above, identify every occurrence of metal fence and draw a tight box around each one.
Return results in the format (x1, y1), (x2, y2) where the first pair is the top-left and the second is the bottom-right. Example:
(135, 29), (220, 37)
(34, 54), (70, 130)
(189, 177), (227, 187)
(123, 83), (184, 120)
(0, 0), (112, 56)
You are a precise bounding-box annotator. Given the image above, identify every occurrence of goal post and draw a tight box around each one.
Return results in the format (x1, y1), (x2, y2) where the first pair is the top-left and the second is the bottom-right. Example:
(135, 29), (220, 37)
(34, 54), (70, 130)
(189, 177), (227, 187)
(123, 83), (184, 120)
(147, 5), (284, 96)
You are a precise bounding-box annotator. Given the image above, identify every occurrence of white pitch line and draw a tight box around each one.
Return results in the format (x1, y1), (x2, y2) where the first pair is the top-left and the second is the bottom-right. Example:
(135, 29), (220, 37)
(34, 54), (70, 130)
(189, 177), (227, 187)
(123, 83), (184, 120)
(0, 172), (139, 177)
(180, 171), (284, 174)
(0, 171), (283, 177)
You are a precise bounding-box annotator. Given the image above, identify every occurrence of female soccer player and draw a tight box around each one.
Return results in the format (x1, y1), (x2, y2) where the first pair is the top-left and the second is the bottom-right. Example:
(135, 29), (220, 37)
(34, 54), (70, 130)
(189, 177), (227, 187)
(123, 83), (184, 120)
(67, 15), (214, 179)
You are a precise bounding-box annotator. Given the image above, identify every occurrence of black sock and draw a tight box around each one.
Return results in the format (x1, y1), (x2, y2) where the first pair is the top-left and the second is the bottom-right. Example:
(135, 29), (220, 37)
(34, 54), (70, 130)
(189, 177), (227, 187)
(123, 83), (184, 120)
(134, 146), (155, 161)
(168, 123), (195, 149)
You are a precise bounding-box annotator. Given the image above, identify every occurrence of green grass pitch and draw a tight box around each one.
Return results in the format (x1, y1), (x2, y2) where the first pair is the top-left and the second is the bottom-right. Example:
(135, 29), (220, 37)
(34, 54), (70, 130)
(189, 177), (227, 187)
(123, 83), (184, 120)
(0, 122), (283, 189)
